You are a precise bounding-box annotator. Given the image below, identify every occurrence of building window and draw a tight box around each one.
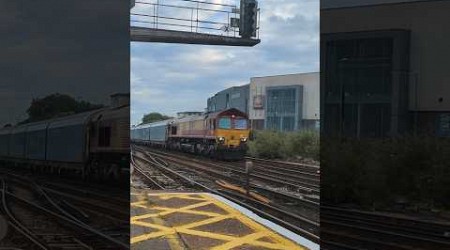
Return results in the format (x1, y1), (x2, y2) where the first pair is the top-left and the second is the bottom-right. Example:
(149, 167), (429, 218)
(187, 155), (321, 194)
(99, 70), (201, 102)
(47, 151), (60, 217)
(266, 87), (298, 132)
(323, 35), (399, 137)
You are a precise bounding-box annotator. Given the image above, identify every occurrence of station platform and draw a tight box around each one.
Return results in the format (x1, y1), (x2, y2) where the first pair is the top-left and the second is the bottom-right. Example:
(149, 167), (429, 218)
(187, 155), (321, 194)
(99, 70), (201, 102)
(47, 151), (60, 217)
(131, 189), (318, 250)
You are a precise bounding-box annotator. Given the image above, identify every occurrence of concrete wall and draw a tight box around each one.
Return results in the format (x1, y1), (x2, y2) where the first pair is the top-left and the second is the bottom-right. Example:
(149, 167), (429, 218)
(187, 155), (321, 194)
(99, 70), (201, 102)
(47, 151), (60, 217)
(249, 72), (320, 121)
(322, 0), (450, 112)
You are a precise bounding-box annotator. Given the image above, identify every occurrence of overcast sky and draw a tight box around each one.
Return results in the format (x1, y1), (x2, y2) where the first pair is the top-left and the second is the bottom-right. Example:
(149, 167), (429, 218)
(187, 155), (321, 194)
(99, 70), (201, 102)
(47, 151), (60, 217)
(0, 0), (129, 126)
(130, 0), (319, 125)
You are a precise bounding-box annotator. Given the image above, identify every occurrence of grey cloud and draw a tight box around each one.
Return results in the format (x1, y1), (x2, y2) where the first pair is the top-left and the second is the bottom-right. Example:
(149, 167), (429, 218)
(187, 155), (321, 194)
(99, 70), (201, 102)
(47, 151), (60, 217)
(0, 0), (129, 126)
(131, 0), (319, 125)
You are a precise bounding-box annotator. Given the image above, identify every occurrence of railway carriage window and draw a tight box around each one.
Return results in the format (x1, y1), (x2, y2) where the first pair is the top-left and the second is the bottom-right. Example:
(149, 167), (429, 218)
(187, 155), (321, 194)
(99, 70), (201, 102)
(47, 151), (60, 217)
(98, 126), (111, 147)
(218, 118), (231, 129)
(234, 119), (248, 130)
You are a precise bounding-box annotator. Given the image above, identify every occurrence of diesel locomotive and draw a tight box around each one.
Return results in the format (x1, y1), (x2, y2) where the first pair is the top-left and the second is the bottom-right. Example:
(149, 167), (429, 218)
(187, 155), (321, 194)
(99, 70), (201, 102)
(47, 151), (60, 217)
(131, 108), (251, 159)
(0, 94), (130, 180)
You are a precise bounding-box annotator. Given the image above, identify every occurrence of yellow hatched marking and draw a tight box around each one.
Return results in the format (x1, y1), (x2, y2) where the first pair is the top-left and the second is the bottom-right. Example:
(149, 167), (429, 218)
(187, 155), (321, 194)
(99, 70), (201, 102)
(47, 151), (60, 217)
(149, 193), (207, 201)
(130, 193), (185, 249)
(131, 200), (149, 209)
(131, 192), (308, 250)
(211, 231), (269, 250)
(209, 193), (305, 249)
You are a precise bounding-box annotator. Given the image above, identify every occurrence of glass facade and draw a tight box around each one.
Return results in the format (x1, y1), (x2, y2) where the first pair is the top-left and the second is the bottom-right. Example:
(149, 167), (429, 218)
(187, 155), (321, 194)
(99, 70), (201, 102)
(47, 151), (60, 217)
(265, 86), (301, 132)
(323, 35), (399, 138)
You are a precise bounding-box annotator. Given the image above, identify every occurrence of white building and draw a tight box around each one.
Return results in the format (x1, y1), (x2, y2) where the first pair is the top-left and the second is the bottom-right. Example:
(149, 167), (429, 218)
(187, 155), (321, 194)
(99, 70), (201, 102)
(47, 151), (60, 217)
(248, 72), (320, 131)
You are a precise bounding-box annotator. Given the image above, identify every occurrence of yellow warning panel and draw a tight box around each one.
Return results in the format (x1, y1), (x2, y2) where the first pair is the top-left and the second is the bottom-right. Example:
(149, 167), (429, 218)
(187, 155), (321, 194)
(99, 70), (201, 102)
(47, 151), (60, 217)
(131, 191), (309, 250)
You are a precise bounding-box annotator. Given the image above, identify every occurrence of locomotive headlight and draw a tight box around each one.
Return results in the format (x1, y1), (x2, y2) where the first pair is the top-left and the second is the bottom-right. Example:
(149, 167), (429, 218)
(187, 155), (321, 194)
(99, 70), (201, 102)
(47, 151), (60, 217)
(240, 137), (248, 142)
(218, 137), (225, 143)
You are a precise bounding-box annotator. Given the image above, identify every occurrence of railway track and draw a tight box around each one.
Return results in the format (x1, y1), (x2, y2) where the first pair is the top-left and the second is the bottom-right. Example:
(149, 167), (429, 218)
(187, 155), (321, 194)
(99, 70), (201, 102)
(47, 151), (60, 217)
(143, 149), (319, 205)
(142, 146), (320, 188)
(245, 156), (320, 174)
(0, 170), (129, 249)
(138, 146), (319, 195)
(131, 146), (320, 243)
(321, 206), (450, 250)
(146, 149), (320, 214)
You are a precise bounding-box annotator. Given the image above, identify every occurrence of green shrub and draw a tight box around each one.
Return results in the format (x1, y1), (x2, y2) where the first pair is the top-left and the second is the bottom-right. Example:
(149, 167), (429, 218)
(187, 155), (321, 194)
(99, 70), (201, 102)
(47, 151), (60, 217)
(247, 130), (319, 161)
(247, 130), (286, 158)
(287, 130), (319, 160)
(321, 136), (450, 210)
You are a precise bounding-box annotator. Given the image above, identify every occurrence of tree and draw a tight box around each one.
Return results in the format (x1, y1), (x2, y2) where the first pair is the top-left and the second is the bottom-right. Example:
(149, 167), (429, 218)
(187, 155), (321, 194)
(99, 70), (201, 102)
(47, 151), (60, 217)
(19, 93), (104, 124)
(141, 112), (172, 124)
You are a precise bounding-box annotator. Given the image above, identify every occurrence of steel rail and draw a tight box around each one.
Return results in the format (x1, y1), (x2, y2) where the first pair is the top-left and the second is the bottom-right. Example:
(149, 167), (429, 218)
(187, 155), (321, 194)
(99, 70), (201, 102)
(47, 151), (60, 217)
(131, 153), (165, 189)
(1, 179), (49, 250)
(321, 206), (450, 249)
(2, 180), (129, 249)
(148, 150), (318, 194)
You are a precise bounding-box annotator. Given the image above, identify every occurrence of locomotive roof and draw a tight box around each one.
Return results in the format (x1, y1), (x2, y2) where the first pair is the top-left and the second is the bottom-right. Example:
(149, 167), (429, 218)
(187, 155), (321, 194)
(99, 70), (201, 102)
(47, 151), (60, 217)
(24, 120), (49, 132)
(205, 108), (248, 119)
(4, 108), (105, 131)
(93, 104), (130, 121)
(48, 109), (105, 129)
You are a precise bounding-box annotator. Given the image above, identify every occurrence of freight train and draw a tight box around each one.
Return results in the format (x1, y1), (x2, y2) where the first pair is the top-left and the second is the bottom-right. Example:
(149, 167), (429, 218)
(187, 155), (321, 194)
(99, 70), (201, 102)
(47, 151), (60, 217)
(0, 96), (130, 180)
(131, 108), (250, 160)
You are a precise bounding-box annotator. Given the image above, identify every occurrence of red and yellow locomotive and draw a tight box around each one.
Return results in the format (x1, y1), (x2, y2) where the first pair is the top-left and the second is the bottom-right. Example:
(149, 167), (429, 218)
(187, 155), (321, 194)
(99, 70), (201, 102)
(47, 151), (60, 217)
(132, 108), (250, 160)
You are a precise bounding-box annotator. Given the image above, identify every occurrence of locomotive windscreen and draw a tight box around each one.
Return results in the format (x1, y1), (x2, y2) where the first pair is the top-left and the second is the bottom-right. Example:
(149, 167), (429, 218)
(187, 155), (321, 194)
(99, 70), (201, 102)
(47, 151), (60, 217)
(218, 118), (231, 129)
(234, 119), (248, 130)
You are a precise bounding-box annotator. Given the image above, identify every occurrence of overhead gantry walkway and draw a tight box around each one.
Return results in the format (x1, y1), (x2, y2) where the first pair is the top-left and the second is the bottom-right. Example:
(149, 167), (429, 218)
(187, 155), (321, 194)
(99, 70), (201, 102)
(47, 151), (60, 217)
(131, 26), (260, 46)
(130, 0), (260, 47)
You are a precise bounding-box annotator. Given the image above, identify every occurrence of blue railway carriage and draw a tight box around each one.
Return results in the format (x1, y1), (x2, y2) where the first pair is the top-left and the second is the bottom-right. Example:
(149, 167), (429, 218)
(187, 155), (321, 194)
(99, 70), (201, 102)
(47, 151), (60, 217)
(0, 104), (130, 180)
(131, 120), (172, 147)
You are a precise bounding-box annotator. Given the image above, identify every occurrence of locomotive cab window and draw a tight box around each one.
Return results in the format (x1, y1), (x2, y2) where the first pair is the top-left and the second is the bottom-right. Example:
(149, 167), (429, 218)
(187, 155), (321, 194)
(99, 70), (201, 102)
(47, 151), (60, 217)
(171, 126), (177, 135)
(98, 126), (111, 147)
(218, 117), (231, 129)
(234, 118), (248, 130)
